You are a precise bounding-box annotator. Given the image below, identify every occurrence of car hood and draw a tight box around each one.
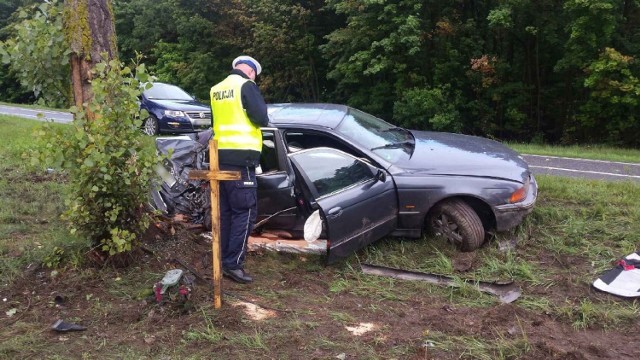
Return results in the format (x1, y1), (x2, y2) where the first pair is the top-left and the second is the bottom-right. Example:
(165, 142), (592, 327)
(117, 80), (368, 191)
(392, 131), (530, 182)
(149, 99), (210, 111)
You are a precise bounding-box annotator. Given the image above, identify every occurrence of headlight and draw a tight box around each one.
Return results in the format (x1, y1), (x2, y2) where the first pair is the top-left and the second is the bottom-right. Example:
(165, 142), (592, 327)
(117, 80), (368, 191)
(509, 176), (530, 203)
(164, 110), (185, 117)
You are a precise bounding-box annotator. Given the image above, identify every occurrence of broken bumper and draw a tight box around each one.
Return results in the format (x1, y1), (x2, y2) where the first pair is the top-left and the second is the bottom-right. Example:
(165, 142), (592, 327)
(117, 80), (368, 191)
(494, 174), (538, 232)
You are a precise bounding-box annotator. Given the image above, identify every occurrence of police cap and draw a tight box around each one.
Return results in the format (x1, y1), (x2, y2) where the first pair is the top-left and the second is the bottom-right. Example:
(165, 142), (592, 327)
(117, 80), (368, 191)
(232, 55), (262, 76)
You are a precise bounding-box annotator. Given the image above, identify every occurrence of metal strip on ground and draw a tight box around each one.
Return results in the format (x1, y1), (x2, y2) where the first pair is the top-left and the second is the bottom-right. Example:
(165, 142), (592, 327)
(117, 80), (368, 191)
(361, 263), (521, 303)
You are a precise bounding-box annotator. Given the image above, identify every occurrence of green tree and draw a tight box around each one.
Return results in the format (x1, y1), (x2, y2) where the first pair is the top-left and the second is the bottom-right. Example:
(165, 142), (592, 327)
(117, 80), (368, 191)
(4, 0), (640, 146)
(0, 0), (71, 107)
(556, 0), (620, 72)
(113, 0), (178, 63)
(0, 0), (37, 103)
(394, 85), (463, 132)
(579, 47), (640, 145)
(246, 0), (327, 102)
(322, 0), (426, 118)
(114, 0), (249, 100)
(554, 0), (623, 143)
(114, 0), (337, 103)
(0, 0), (37, 35)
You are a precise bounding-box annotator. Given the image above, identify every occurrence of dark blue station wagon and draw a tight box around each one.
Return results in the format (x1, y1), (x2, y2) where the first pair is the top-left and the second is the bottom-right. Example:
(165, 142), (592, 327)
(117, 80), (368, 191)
(140, 82), (211, 135)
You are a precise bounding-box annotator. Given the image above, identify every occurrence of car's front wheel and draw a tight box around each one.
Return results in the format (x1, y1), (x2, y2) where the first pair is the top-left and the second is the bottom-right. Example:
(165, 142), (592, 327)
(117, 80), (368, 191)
(428, 199), (484, 251)
(143, 115), (159, 136)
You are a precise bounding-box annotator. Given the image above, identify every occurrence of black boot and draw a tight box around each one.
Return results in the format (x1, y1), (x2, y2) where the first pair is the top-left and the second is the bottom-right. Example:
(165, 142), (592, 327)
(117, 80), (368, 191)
(222, 268), (253, 284)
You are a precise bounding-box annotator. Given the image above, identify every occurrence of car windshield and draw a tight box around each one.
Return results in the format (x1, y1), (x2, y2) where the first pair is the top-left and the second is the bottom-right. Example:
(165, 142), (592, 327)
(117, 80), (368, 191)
(335, 108), (414, 158)
(144, 83), (193, 101)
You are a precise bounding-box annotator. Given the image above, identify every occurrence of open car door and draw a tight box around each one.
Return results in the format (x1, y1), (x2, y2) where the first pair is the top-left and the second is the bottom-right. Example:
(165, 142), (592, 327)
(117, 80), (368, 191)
(255, 129), (300, 231)
(289, 147), (398, 263)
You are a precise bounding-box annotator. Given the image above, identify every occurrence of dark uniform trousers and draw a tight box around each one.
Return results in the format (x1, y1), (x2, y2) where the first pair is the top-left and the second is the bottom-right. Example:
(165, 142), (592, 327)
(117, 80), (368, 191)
(219, 164), (257, 271)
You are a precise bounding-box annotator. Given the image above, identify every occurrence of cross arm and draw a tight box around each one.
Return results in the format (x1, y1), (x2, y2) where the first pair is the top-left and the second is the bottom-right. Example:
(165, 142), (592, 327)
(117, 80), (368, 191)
(188, 170), (241, 181)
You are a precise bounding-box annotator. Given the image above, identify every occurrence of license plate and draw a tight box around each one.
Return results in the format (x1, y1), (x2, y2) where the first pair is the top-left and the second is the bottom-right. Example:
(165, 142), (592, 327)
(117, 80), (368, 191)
(192, 119), (210, 127)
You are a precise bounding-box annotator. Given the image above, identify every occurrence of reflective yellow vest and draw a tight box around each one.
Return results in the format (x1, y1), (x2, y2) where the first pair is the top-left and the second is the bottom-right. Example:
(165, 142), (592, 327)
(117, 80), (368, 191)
(210, 74), (262, 152)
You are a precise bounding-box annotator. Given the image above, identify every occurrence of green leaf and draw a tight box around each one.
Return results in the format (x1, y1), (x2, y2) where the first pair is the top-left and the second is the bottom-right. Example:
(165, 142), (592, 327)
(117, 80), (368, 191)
(138, 72), (149, 84)
(95, 62), (107, 73)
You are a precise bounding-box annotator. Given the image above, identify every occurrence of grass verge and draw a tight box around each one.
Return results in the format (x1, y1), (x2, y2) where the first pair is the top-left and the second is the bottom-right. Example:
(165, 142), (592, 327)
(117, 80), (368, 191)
(508, 142), (640, 163)
(0, 115), (87, 284)
(1, 115), (640, 359)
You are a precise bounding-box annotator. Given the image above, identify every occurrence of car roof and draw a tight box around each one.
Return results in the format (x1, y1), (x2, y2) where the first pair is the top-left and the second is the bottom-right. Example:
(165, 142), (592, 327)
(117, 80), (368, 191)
(267, 103), (349, 129)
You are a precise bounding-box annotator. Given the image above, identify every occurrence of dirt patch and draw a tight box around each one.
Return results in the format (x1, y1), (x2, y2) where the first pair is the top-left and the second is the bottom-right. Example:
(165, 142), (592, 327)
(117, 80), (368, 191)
(451, 251), (479, 272)
(1, 222), (639, 359)
(4, 168), (68, 184)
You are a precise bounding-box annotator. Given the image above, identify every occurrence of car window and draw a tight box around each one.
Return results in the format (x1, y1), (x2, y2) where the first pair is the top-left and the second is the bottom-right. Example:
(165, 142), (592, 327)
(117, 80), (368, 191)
(284, 130), (360, 157)
(143, 83), (193, 101)
(260, 130), (280, 173)
(290, 148), (374, 198)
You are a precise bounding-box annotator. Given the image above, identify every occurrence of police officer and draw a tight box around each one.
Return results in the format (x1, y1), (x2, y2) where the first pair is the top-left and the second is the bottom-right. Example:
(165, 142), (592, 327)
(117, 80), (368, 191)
(210, 55), (269, 283)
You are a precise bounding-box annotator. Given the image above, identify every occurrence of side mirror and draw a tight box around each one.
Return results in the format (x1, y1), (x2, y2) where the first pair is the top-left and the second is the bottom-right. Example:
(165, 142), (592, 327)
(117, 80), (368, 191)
(374, 169), (386, 183)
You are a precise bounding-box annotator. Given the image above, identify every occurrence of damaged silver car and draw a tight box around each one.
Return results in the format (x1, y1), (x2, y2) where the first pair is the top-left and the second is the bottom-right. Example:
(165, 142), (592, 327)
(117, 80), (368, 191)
(150, 103), (537, 263)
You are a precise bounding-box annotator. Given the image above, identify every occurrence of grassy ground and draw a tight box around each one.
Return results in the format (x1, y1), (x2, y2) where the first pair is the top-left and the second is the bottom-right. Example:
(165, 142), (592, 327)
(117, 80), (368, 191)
(1, 114), (640, 359)
(509, 142), (640, 163)
(0, 116), (86, 284)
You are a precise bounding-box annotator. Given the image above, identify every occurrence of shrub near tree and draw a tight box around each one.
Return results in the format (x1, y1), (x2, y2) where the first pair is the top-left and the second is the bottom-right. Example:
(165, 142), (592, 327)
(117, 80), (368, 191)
(32, 59), (159, 260)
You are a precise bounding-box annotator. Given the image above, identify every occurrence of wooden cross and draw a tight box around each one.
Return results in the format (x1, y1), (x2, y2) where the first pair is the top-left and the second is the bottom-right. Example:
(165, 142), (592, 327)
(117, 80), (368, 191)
(188, 139), (240, 308)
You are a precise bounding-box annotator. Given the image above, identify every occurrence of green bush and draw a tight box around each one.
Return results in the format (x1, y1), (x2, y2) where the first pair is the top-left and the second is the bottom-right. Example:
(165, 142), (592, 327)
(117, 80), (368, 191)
(32, 58), (159, 256)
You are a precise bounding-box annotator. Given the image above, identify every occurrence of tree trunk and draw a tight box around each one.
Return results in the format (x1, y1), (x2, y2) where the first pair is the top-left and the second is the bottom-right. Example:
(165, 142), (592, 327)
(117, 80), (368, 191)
(63, 0), (117, 119)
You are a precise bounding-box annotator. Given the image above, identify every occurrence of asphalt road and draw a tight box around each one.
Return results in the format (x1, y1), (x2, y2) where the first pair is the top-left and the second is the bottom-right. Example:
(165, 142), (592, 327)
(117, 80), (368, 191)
(0, 104), (73, 123)
(1, 104), (638, 182)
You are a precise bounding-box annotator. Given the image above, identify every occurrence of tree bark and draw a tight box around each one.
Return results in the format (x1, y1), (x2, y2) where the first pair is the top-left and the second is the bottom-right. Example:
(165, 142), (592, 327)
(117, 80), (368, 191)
(64, 0), (117, 119)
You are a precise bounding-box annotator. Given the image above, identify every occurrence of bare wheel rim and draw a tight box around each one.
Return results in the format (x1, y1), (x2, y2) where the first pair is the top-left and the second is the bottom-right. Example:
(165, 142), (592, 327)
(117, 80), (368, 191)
(144, 117), (157, 135)
(433, 213), (464, 246)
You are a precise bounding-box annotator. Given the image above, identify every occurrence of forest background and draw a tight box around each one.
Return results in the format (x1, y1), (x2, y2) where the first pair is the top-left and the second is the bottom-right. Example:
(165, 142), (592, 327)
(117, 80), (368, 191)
(1, 0), (639, 147)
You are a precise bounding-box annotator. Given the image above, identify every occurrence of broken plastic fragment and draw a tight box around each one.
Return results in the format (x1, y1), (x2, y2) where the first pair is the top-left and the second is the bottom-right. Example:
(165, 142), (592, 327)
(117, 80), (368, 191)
(51, 319), (87, 332)
(159, 269), (183, 294)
